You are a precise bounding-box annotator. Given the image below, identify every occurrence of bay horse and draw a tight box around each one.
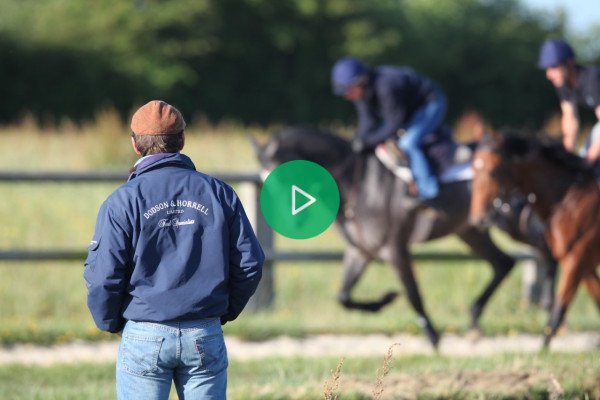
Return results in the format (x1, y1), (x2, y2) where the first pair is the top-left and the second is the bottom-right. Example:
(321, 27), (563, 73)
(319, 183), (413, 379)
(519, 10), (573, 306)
(253, 126), (553, 348)
(470, 132), (600, 348)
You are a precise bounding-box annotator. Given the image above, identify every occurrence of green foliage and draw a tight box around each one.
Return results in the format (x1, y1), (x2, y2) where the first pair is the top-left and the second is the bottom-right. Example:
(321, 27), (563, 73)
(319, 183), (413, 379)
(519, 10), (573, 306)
(394, 0), (563, 128)
(0, 0), (591, 128)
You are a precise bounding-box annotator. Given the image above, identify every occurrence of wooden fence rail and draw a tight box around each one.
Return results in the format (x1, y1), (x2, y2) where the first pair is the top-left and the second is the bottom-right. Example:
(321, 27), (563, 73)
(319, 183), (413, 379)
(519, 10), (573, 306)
(0, 170), (543, 311)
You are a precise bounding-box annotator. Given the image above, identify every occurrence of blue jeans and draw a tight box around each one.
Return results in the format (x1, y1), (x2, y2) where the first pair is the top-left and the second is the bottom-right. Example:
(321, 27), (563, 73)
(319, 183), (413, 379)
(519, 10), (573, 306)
(398, 95), (447, 200)
(116, 318), (228, 400)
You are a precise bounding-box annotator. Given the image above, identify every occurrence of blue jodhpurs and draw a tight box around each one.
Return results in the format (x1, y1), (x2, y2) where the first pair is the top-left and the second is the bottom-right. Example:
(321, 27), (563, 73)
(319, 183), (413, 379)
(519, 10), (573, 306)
(398, 95), (447, 200)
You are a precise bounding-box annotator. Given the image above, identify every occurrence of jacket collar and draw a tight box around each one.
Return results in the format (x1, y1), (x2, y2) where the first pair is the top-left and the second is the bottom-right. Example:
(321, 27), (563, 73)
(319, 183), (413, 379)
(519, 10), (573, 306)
(128, 153), (196, 181)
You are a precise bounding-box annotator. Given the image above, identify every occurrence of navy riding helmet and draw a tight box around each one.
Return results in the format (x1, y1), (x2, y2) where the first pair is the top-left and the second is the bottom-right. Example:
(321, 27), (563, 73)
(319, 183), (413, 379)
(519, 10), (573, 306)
(331, 56), (368, 95)
(537, 39), (575, 69)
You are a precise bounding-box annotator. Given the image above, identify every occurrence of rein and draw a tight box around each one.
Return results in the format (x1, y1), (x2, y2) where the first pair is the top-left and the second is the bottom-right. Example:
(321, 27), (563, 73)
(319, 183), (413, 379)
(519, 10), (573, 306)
(476, 146), (538, 231)
(336, 151), (393, 256)
(343, 155), (363, 220)
(328, 151), (356, 180)
(328, 150), (369, 247)
(326, 150), (362, 219)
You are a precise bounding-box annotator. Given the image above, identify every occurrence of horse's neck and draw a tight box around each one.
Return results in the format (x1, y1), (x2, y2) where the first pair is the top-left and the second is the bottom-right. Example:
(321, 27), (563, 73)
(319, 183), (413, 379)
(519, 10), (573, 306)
(514, 159), (581, 219)
(338, 153), (392, 188)
(335, 154), (410, 252)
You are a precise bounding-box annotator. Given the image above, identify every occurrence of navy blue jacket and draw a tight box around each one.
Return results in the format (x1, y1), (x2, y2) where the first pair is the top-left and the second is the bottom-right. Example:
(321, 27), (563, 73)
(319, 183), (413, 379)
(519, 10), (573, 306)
(84, 153), (264, 333)
(355, 66), (443, 147)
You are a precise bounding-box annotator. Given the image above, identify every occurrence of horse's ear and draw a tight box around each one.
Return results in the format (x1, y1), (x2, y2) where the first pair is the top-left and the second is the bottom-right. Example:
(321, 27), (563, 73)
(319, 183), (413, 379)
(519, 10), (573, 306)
(263, 135), (279, 159)
(489, 129), (504, 145)
(250, 133), (280, 159)
(478, 129), (503, 147)
(249, 135), (262, 156)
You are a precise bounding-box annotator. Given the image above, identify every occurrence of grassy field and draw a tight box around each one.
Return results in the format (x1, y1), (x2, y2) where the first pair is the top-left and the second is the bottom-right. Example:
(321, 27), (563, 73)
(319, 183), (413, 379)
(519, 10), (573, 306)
(1, 353), (599, 399)
(2, 254), (600, 345)
(1, 117), (600, 398)
(1, 118), (599, 344)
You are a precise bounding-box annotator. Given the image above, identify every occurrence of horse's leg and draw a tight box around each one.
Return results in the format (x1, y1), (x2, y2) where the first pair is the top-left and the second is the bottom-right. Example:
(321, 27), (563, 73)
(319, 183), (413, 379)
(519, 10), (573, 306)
(522, 204), (557, 310)
(543, 257), (585, 348)
(337, 245), (398, 312)
(456, 227), (516, 333)
(537, 247), (558, 311)
(391, 247), (440, 348)
(581, 271), (600, 311)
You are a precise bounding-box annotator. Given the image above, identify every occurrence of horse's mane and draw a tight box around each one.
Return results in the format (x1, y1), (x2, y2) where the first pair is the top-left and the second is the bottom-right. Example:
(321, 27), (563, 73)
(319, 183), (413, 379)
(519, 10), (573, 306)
(275, 126), (349, 147)
(500, 133), (594, 174)
(273, 126), (352, 164)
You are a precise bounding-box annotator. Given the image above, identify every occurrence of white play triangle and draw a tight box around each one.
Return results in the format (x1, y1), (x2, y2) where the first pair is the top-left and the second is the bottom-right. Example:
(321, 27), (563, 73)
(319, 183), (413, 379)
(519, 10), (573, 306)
(292, 185), (316, 215)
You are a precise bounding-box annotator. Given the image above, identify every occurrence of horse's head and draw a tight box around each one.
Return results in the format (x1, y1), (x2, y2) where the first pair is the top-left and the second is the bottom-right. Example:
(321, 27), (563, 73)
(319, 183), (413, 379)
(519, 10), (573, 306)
(252, 126), (352, 178)
(469, 131), (592, 230)
(469, 131), (528, 230)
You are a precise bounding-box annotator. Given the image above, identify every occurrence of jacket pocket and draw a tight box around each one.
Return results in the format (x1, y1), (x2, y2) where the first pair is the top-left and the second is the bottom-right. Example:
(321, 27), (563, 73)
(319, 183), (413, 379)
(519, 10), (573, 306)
(84, 238), (100, 272)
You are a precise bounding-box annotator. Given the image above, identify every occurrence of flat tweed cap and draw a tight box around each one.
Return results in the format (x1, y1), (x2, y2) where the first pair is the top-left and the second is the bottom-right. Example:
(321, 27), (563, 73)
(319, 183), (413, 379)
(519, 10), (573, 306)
(131, 100), (186, 135)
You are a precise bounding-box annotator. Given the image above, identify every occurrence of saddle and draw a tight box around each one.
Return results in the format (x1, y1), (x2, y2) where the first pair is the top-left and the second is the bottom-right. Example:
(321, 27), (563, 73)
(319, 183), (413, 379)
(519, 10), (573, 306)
(375, 125), (474, 184)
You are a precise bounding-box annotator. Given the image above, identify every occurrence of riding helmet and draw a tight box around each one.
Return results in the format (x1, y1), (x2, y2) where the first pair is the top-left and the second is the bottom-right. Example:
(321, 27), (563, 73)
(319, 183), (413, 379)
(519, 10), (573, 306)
(331, 56), (368, 95)
(537, 39), (575, 69)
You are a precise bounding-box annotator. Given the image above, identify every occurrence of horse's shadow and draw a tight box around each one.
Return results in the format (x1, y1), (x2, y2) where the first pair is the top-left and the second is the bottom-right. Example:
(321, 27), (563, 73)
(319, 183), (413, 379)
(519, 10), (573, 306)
(253, 126), (556, 348)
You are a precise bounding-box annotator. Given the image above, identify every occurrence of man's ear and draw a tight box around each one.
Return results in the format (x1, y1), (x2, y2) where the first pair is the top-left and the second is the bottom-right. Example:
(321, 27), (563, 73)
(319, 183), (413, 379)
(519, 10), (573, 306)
(131, 136), (142, 155)
(179, 132), (186, 151)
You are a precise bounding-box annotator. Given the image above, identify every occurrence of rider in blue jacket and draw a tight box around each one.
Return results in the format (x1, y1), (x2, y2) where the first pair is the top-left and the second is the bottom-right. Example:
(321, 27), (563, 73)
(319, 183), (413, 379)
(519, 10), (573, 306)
(331, 56), (447, 204)
(84, 100), (264, 399)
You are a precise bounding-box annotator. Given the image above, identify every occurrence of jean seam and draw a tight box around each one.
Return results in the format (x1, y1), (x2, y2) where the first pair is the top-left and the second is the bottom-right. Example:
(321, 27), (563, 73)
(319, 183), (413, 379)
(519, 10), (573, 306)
(133, 321), (179, 334)
(176, 328), (182, 362)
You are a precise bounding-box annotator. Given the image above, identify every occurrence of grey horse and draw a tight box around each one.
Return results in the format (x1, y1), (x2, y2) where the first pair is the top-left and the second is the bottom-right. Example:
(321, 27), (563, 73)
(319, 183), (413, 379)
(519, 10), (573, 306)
(253, 126), (556, 348)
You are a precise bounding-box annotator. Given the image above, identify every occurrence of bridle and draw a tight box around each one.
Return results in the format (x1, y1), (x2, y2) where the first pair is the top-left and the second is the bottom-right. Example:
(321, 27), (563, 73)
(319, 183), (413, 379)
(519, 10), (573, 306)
(473, 147), (537, 233)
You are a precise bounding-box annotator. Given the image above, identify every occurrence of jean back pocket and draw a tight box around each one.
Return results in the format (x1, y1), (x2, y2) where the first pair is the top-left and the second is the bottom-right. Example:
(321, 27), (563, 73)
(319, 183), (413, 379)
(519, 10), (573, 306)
(120, 333), (164, 376)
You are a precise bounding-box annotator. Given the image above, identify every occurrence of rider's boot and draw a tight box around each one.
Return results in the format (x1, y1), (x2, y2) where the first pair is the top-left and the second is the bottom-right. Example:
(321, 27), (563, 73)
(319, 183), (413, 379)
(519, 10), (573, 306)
(381, 138), (409, 166)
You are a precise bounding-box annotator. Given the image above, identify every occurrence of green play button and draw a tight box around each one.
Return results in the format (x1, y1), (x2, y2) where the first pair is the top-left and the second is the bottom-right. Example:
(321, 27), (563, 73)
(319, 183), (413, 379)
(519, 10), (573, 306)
(260, 160), (340, 239)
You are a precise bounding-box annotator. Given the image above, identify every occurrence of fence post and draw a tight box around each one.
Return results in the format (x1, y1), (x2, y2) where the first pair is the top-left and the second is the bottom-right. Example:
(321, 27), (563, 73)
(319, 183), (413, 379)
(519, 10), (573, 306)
(241, 181), (274, 312)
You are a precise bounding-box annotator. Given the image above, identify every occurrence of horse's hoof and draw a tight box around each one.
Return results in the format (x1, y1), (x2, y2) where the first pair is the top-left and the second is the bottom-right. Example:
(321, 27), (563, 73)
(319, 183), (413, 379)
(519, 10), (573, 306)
(423, 325), (440, 349)
(466, 327), (483, 342)
(430, 333), (441, 350)
(541, 338), (551, 352)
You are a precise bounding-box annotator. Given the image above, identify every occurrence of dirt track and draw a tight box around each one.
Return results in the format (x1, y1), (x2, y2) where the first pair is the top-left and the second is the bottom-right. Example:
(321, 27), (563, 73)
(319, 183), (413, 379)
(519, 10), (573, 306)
(1, 331), (599, 366)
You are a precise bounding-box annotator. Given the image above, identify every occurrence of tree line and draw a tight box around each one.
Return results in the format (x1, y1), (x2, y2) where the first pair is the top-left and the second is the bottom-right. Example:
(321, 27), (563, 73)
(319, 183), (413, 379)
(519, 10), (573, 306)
(0, 0), (597, 130)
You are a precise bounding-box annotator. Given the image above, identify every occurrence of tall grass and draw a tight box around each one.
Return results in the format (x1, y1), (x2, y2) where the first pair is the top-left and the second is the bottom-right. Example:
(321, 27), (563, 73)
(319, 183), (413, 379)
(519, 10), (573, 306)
(1, 352), (599, 399)
(0, 109), (264, 171)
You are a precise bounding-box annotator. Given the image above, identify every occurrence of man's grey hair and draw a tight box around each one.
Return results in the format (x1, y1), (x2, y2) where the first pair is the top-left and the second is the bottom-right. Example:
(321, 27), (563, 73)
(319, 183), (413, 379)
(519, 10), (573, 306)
(132, 131), (183, 156)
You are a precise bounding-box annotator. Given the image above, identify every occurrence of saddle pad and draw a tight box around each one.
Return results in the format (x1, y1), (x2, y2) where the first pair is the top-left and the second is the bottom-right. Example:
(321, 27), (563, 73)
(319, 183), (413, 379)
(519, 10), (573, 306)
(439, 162), (473, 183)
(376, 144), (473, 184)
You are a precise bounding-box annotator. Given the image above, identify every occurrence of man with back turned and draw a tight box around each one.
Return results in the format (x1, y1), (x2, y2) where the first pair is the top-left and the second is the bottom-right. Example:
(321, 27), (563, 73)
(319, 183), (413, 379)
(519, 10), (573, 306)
(84, 100), (264, 399)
